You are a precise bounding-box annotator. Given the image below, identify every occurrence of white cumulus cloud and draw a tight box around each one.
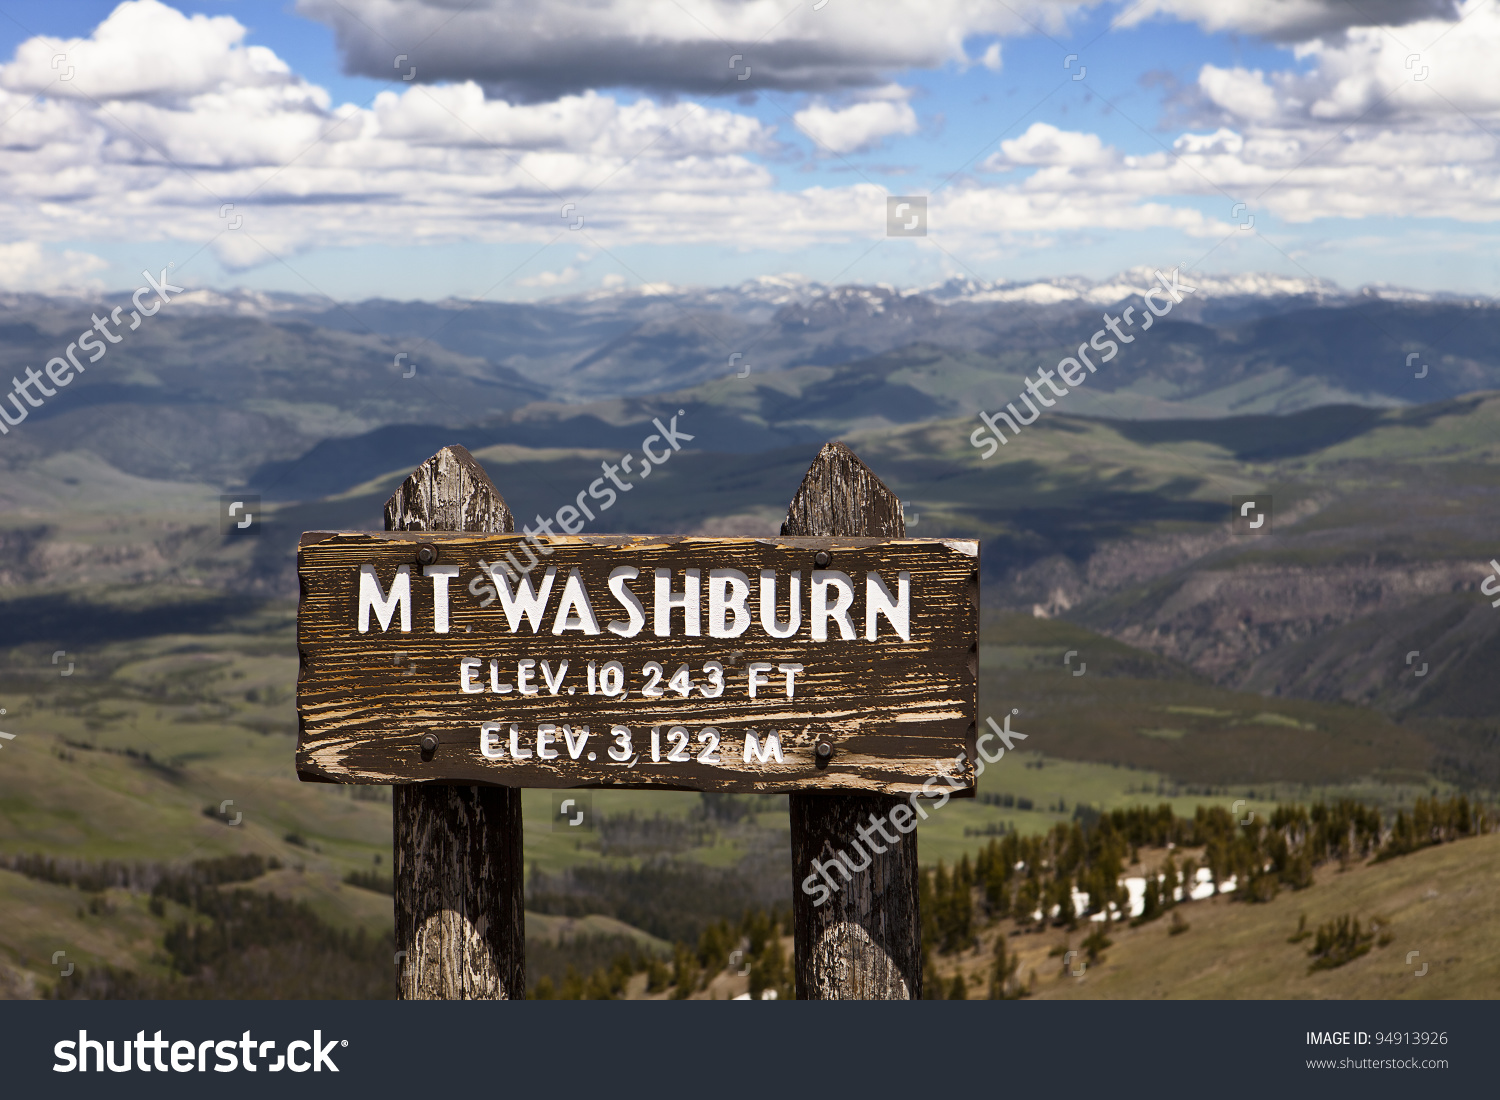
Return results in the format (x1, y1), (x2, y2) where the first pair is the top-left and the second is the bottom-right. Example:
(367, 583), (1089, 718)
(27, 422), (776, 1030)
(0, 242), (108, 292)
(0, 0), (1498, 284)
(989, 122), (1119, 168)
(0, 0), (310, 103)
(794, 86), (919, 155)
(518, 266), (580, 288)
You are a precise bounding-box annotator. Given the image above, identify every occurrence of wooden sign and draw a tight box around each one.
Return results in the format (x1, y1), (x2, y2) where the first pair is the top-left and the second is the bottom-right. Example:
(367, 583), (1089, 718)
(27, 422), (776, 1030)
(297, 533), (978, 794)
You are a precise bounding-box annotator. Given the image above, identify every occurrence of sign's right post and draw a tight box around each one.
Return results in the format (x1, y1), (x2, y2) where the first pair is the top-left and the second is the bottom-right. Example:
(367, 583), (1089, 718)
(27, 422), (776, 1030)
(786, 441), (928, 999)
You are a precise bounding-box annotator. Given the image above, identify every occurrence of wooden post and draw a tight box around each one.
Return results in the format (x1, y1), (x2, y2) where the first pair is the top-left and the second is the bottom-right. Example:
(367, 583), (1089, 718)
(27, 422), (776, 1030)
(785, 441), (922, 999)
(387, 445), (525, 999)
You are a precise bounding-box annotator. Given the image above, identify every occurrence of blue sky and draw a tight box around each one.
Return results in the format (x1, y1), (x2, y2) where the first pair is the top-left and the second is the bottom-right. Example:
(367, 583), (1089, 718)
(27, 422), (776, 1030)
(0, 0), (1496, 301)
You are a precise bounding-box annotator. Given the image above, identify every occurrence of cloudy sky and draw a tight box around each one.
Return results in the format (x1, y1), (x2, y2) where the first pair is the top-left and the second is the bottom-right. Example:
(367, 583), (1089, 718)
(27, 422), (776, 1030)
(0, 0), (1496, 300)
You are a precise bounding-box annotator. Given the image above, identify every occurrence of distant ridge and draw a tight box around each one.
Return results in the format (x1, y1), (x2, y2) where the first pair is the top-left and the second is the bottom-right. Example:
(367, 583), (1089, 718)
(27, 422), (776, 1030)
(5, 269), (1489, 318)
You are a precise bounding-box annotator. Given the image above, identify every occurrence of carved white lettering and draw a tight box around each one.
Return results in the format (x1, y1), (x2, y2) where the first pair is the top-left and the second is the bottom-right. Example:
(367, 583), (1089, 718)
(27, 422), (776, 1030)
(708, 568), (751, 638)
(537, 722), (560, 759)
(743, 730), (782, 764)
(810, 570), (856, 641)
(747, 661), (773, 698)
(480, 721), (505, 759)
(865, 570), (911, 642)
(759, 570), (801, 639)
(540, 659), (569, 694)
(493, 565), (556, 633)
(358, 564), (410, 633)
(509, 723), (532, 759)
(599, 661), (625, 696)
(607, 567), (646, 637)
(654, 568), (701, 637)
(517, 659), (537, 695)
(777, 663), (804, 698)
(562, 725), (590, 759)
(551, 568), (601, 635)
(424, 564), (460, 633)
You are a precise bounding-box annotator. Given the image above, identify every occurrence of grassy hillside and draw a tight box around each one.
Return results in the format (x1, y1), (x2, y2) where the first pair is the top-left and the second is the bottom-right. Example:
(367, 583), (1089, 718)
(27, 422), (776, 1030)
(0, 609), (1486, 998)
(926, 832), (1500, 1000)
(3, 379), (1498, 997)
(976, 613), (1434, 786)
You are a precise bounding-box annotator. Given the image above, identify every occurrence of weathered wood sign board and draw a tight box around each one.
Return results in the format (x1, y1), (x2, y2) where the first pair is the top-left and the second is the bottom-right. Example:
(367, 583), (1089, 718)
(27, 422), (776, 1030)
(297, 533), (978, 794)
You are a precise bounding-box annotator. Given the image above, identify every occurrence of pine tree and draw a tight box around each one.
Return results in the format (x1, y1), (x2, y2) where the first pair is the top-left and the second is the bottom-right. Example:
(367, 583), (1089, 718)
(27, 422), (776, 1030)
(950, 864), (975, 950)
(748, 931), (789, 1000)
(607, 952), (634, 996)
(1179, 857), (1198, 902)
(1016, 875), (1042, 930)
(1137, 876), (1160, 924)
(670, 943), (697, 999)
(988, 934), (1019, 999)
(1161, 854), (1179, 908)
(584, 966), (612, 1000)
(921, 943), (943, 999)
(1282, 848), (1314, 890)
(920, 866), (938, 951)
(696, 919), (731, 977)
(983, 839), (1012, 917)
(1050, 876), (1077, 929)
(1307, 913), (1374, 971)
(949, 973), (968, 1000)
(742, 907), (772, 958)
(1082, 925), (1112, 965)
(646, 953), (670, 993)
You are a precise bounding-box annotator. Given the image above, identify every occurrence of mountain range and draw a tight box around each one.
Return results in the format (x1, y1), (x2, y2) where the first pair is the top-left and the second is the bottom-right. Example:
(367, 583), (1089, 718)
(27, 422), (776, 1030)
(1, 270), (1497, 787)
(2, 269), (1497, 493)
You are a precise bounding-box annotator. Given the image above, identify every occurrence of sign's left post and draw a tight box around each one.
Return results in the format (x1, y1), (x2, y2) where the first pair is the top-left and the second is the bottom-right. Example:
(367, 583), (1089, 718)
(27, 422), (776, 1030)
(302, 444), (525, 1000)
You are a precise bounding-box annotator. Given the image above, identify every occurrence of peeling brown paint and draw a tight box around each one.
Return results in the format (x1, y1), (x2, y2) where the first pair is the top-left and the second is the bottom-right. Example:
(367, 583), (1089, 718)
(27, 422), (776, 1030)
(297, 533), (978, 794)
